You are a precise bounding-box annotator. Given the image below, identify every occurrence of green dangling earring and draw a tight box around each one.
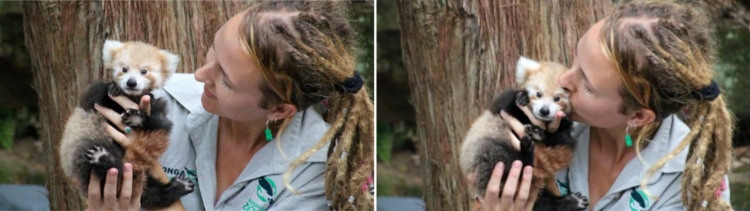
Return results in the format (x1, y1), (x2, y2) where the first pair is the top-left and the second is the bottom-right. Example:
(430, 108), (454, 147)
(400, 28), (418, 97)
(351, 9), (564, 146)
(625, 125), (633, 147)
(265, 118), (274, 141)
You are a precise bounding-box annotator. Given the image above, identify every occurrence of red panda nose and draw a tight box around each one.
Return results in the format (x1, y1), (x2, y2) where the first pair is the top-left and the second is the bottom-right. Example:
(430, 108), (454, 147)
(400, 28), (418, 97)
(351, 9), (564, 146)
(126, 78), (137, 88)
(540, 107), (550, 116)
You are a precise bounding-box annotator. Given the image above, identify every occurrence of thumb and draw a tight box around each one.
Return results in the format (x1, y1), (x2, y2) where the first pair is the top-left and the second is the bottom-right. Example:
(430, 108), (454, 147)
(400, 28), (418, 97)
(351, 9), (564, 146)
(140, 95), (152, 116)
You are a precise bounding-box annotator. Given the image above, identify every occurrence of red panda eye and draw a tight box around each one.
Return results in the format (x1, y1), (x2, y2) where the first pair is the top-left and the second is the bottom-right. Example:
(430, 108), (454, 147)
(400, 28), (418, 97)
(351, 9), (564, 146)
(554, 96), (560, 102)
(140, 69), (147, 75)
(536, 92), (542, 98)
(122, 67), (128, 73)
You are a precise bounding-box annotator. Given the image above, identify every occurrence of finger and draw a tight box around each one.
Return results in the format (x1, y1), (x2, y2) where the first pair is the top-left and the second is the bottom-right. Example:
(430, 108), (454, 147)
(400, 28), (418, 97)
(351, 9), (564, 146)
(139, 95), (152, 116)
(103, 168), (119, 206)
(94, 104), (126, 131)
(132, 170), (143, 208)
(517, 105), (546, 130)
(103, 123), (133, 148)
(499, 161), (523, 208)
(87, 171), (102, 204)
(513, 166), (534, 210)
(109, 94), (139, 110)
(507, 128), (522, 151)
(501, 110), (527, 138)
(483, 162), (505, 207)
(548, 111), (566, 133)
(120, 163), (133, 208)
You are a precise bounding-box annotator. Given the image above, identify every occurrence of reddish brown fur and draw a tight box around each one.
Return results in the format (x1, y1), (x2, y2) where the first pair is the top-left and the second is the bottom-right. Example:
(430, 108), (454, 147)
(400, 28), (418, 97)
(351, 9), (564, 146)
(520, 143), (575, 209)
(119, 129), (170, 197)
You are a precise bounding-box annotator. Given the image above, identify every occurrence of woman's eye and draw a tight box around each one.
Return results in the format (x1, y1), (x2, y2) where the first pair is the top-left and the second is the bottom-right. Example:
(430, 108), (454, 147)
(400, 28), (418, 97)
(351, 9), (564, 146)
(536, 92), (542, 98)
(122, 67), (128, 73)
(140, 69), (147, 75)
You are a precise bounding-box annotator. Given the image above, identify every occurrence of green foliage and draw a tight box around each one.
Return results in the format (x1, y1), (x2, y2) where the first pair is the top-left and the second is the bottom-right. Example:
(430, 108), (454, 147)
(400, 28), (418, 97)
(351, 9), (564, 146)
(0, 109), (15, 150)
(715, 27), (750, 113)
(348, 1), (375, 96)
(377, 122), (393, 163)
(376, 169), (423, 197)
(0, 160), (46, 185)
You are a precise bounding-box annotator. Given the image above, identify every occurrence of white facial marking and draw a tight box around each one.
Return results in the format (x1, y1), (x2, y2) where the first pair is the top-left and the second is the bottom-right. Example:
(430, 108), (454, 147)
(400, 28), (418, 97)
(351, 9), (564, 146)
(117, 68), (151, 96)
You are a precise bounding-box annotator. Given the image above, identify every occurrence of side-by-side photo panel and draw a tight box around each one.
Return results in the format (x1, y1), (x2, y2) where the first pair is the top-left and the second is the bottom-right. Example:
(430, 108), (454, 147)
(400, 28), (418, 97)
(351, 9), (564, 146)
(1, 1), (374, 210)
(375, 0), (750, 211)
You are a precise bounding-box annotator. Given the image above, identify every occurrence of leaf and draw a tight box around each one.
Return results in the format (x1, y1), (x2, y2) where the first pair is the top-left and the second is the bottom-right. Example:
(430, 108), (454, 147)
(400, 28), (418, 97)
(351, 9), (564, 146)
(0, 111), (14, 150)
(376, 121), (393, 163)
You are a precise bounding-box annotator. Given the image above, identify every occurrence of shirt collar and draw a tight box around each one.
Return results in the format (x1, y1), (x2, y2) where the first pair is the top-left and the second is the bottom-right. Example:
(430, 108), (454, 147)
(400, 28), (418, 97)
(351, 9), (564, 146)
(642, 115), (690, 174)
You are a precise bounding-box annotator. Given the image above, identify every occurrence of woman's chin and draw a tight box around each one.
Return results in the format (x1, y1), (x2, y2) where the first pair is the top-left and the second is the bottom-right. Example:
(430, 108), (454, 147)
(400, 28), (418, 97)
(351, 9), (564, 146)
(200, 94), (218, 114)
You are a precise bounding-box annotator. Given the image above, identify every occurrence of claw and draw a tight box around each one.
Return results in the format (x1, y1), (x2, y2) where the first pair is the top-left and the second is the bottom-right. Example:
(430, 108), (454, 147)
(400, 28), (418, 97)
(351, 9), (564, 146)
(515, 91), (530, 106)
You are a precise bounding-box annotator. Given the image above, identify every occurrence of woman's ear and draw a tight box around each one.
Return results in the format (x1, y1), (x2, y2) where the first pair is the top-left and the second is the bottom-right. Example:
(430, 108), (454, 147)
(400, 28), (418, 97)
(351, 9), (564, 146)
(627, 108), (656, 127)
(267, 102), (297, 120)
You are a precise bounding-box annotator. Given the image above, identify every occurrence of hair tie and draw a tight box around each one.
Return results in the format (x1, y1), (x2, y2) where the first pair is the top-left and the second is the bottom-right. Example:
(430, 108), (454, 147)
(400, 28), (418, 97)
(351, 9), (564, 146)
(337, 71), (364, 93)
(695, 79), (720, 101)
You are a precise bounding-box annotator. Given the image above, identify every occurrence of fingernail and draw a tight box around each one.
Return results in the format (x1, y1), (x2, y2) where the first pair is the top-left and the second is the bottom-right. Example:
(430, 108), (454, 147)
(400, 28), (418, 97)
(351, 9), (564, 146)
(525, 166), (533, 173)
(94, 104), (100, 109)
(124, 163), (132, 171)
(495, 162), (503, 170)
(513, 161), (522, 168)
(109, 168), (118, 175)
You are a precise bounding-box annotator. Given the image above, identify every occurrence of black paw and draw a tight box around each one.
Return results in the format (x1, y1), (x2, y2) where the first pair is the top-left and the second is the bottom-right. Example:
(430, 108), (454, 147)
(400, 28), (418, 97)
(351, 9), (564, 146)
(108, 83), (125, 97)
(515, 90), (530, 106)
(85, 146), (115, 166)
(524, 124), (545, 141)
(571, 192), (589, 210)
(121, 108), (146, 127)
(171, 176), (195, 195)
(520, 137), (535, 167)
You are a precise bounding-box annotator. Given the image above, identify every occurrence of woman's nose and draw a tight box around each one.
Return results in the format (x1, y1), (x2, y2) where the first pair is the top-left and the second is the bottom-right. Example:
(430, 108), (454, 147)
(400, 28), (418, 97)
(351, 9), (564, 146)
(558, 69), (575, 93)
(195, 63), (211, 83)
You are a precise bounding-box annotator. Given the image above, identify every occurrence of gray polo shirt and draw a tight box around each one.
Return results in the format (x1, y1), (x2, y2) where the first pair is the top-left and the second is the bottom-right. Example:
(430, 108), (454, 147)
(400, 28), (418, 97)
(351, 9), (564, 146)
(555, 115), (731, 210)
(152, 74), (330, 210)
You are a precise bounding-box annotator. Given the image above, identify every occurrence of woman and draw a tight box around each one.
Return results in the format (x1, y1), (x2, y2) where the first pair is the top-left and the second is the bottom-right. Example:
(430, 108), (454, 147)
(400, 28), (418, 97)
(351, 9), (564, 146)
(86, 1), (373, 210)
(477, 1), (732, 210)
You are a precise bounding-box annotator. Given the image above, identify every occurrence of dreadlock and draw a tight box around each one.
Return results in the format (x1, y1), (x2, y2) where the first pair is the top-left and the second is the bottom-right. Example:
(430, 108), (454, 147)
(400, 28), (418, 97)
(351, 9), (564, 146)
(601, 1), (733, 210)
(237, 1), (374, 210)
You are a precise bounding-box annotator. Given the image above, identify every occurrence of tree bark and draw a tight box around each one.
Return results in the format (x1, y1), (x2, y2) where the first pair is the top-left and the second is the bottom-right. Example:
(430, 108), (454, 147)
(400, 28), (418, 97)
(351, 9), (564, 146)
(22, 1), (248, 209)
(397, 1), (612, 210)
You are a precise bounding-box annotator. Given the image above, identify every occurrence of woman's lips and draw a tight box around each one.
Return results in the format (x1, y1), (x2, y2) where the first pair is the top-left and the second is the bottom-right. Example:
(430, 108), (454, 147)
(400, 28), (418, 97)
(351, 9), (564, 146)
(204, 87), (216, 99)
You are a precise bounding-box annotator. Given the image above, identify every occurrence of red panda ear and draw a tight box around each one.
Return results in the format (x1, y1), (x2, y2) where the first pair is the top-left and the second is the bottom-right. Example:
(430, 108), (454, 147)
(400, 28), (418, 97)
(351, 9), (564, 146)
(516, 56), (541, 85)
(159, 50), (180, 74)
(102, 40), (125, 67)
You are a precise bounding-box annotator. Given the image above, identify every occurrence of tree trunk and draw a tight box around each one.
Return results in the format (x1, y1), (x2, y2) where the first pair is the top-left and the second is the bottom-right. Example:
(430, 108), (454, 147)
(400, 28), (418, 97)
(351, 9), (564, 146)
(397, 1), (613, 210)
(22, 1), (248, 209)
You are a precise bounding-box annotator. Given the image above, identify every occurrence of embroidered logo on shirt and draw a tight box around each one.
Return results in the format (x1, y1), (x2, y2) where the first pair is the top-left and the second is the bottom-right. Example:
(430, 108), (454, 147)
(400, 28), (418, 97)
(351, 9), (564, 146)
(162, 166), (198, 185)
(556, 179), (570, 196)
(629, 188), (650, 211)
(243, 176), (278, 211)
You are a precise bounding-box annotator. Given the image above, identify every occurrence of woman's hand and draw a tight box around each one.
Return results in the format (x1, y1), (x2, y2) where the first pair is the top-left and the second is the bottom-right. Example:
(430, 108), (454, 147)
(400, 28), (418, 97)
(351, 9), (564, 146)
(86, 163), (141, 210)
(471, 161), (534, 211)
(86, 94), (151, 210)
(94, 95), (151, 148)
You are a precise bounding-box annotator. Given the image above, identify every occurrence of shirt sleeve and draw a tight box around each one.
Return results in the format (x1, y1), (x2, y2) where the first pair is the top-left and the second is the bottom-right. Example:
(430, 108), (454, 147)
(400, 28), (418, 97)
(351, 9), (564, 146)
(269, 163), (327, 211)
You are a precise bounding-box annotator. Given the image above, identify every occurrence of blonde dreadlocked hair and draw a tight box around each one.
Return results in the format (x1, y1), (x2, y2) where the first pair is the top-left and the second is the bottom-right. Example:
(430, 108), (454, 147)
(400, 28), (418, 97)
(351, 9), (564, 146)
(237, 1), (374, 210)
(600, 1), (733, 210)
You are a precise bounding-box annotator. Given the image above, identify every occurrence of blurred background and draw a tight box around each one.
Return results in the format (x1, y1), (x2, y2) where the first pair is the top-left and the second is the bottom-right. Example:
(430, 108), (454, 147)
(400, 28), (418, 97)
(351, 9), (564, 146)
(0, 1), (373, 209)
(376, 0), (750, 210)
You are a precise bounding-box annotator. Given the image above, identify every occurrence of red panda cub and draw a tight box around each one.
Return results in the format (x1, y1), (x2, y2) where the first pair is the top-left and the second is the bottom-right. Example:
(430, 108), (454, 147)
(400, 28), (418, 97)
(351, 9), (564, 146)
(59, 40), (193, 209)
(460, 57), (587, 211)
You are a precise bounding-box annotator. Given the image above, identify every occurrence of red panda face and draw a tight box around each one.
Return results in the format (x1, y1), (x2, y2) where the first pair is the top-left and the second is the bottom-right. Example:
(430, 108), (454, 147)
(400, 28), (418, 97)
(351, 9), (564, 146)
(102, 40), (179, 97)
(516, 57), (571, 121)
(525, 86), (570, 121)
